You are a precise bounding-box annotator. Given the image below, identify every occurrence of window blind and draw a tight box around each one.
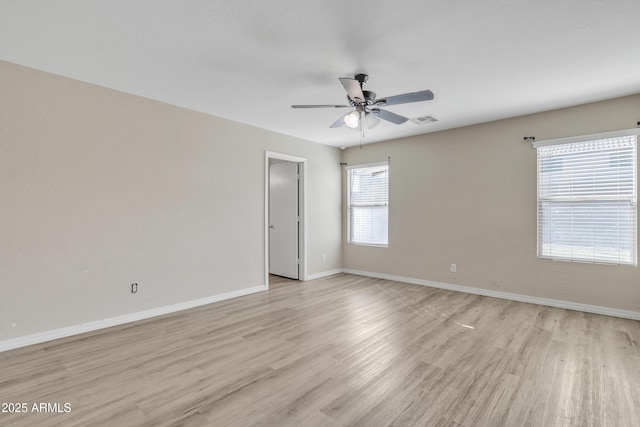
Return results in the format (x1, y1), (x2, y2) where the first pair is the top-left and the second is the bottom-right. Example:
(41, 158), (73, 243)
(536, 134), (637, 265)
(347, 162), (389, 246)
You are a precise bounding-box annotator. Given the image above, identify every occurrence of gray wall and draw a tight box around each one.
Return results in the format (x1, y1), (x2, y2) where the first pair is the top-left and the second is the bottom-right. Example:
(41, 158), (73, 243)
(2, 58), (638, 344)
(342, 93), (640, 312)
(0, 61), (342, 340)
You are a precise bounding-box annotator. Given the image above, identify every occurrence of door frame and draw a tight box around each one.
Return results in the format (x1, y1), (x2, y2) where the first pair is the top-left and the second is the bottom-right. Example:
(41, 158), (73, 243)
(265, 151), (307, 288)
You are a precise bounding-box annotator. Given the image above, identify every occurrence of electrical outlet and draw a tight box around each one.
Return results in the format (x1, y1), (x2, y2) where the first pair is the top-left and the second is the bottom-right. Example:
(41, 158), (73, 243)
(131, 283), (138, 294)
(322, 254), (326, 262)
(450, 264), (457, 273)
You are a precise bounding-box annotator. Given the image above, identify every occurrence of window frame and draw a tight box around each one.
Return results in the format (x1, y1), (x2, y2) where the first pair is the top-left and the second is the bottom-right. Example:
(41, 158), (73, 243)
(346, 161), (389, 247)
(534, 129), (639, 266)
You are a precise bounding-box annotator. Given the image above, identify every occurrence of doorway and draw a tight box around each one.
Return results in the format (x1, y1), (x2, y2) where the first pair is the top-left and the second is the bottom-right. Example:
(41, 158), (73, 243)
(265, 151), (306, 288)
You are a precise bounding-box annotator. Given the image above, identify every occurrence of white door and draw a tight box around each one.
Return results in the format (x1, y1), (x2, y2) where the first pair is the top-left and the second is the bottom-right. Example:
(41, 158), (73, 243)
(269, 161), (299, 279)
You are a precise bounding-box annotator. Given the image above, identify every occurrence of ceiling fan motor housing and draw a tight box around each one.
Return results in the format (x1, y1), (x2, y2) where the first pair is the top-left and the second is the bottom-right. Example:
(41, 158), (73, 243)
(348, 90), (376, 106)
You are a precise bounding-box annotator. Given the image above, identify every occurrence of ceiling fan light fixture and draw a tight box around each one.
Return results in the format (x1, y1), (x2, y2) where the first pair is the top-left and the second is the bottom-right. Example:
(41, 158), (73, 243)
(344, 110), (360, 128)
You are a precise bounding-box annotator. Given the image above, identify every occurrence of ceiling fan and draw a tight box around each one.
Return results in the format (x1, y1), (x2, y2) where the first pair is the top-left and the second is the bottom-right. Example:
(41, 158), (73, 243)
(291, 73), (434, 130)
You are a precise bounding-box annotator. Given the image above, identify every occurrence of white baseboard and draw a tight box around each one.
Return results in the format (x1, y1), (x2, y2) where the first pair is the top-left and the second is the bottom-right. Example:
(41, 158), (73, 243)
(343, 269), (640, 321)
(0, 285), (266, 353)
(4, 269), (638, 353)
(305, 269), (344, 281)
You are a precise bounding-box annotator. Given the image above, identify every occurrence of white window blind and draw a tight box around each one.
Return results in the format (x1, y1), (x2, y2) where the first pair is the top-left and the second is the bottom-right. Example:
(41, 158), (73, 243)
(347, 162), (389, 246)
(536, 133), (637, 265)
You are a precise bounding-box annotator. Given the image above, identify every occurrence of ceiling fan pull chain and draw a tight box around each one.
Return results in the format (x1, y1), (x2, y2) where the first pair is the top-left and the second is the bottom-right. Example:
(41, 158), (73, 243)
(360, 110), (365, 148)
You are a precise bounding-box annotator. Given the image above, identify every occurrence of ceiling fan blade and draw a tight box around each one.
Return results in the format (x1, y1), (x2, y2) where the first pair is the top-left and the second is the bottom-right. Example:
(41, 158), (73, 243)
(371, 108), (409, 124)
(329, 112), (349, 128)
(291, 104), (350, 108)
(339, 77), (365, 103)
(375, 90), (434, 106)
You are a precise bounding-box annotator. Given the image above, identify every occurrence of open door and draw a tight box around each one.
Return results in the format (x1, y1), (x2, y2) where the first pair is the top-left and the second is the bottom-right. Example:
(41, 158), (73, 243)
(269, 160), (299, 279)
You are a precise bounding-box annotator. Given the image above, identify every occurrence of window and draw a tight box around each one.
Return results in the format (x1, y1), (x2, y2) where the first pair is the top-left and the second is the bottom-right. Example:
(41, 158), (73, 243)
(535, 131), (638, 265)
(347, 162), (389, 246)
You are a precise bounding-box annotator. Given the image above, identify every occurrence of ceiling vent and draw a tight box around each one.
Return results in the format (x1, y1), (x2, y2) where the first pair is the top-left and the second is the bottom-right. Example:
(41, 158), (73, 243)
(410, 115), (438, 125)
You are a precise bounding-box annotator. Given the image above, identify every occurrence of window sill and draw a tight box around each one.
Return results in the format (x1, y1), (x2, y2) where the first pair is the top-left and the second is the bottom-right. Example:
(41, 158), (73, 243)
(348, 242), (388, 248)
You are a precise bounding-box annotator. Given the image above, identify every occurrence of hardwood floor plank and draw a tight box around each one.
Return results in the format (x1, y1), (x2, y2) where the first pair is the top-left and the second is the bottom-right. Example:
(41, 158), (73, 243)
(1, 273), (638, 426)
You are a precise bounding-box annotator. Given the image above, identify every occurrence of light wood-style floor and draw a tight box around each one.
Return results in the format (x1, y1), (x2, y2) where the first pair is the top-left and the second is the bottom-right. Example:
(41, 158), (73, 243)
(1, 274), (639, 426)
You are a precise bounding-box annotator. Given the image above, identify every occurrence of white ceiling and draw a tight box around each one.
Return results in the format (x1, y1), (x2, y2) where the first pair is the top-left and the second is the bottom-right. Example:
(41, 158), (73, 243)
(2, 0), (640, 147)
